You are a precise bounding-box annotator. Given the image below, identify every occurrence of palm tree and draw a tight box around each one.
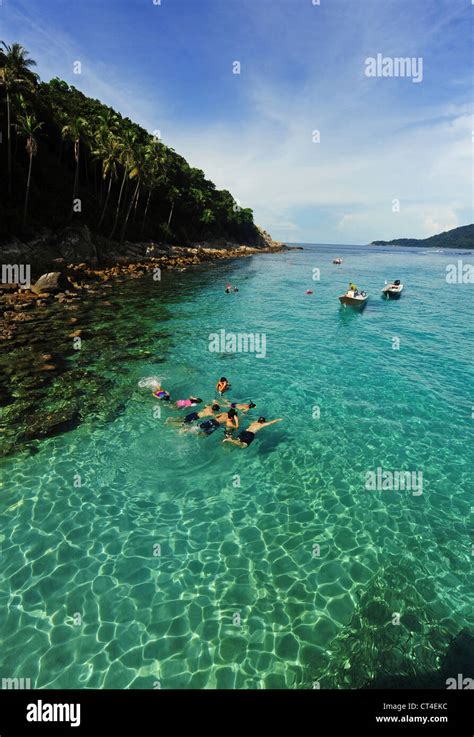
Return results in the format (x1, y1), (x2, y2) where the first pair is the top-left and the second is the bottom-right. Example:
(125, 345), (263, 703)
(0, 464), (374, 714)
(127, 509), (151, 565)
(16, 111), (43, 227)
(61, 116), (88, 214)
(141, 143), (162, 235)
(0, 42), (38, 195)
(120, 144), (143, 242)
(93, 132), (120, 227)
(109, 130), (137, 239)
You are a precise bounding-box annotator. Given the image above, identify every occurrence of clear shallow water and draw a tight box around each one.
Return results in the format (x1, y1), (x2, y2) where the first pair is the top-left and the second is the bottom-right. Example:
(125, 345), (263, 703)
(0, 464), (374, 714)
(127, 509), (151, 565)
(1, 244), (473, 689)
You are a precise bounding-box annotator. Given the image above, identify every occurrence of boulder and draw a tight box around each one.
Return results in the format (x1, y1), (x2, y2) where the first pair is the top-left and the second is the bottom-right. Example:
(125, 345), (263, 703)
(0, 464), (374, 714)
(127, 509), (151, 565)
(32, 272), (74, 294)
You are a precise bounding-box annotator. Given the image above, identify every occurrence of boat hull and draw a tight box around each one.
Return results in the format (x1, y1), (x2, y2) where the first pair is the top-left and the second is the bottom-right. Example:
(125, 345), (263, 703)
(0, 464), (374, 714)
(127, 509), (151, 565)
(339, 295), (368, 308)
(382, 284), (404, 299)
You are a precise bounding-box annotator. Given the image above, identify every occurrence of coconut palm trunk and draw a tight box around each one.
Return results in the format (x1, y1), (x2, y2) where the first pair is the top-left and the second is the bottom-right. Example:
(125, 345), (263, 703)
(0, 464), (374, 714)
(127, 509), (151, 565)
(141, 188), (152, 235)
(109, 167), (127, 239)
(167, 200), (175, 228)
(99, 171), (113, 228)
(120, 178), (140, 242)
(132, 183), (141, 222)
(6, 89), (12, 195)
(22, 145), (33, 227)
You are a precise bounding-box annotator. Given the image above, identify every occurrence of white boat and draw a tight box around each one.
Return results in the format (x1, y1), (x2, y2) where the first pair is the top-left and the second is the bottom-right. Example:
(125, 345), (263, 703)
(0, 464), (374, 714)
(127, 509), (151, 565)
(339, 290), (368, 307)
(333, 257), (343, 264)
(382, 280), (404, 299)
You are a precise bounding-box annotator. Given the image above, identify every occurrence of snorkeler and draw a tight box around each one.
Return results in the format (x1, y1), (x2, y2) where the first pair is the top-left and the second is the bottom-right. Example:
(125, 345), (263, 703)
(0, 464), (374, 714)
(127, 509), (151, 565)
(223, 408), (239, 438)
(198, 410), (229, 435)
(175, 396), (202, 409)
(223, 417), (283, 447)
(152, 385), (170, 401)
(166, 403), (220, 426)
(222, 399), (256, 412)
(216, 377), (231, 395)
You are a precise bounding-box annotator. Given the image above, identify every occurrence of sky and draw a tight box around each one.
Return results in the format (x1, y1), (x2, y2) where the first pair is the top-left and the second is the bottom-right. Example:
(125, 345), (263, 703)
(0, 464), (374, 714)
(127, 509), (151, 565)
(1, 0), (472, 244)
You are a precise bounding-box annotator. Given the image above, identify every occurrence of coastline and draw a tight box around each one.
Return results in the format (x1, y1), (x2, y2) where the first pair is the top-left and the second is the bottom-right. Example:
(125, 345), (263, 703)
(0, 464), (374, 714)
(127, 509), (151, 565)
(0, 225), (300, 456)
(0, 224), (302, 342)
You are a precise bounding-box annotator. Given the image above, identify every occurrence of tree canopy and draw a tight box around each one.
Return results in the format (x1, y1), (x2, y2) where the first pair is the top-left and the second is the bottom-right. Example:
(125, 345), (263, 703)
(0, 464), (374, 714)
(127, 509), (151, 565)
(0, 43), (259, 244)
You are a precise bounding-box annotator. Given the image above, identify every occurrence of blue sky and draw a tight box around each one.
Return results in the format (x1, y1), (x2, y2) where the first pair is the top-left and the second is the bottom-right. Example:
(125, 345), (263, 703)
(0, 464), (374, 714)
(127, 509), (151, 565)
(1, 0), (472, 243)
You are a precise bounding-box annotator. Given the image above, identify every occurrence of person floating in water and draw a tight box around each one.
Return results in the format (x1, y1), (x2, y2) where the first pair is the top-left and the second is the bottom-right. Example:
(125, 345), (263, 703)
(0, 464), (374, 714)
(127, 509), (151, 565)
(233, 286), (239, 293)
(152, 385), (170, 401)
(216, 377), (231, 395)
(223, 416), (283, 447)
(175, 396), (202, 409)
(223, 408), (239, 438)
(198, 409), (229, 436)
(225, 283), (231, 294)
(222, 399), (256, 412)
(167, 402), (221, 428)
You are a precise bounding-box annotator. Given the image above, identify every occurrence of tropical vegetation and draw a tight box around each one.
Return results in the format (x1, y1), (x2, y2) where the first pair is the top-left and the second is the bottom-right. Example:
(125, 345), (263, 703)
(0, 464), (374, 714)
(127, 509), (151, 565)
(0, 42), (259, 244)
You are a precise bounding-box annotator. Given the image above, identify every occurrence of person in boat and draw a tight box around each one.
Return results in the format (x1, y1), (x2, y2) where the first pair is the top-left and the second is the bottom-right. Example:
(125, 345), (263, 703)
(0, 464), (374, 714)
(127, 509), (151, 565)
(216, 377), (231, 395)
(152, 385), (170, 401)
(348, 281), (359, 296)
(175, 396), (202, 409)
(223, 408), (239, 438)
(223, 417), (283, 447)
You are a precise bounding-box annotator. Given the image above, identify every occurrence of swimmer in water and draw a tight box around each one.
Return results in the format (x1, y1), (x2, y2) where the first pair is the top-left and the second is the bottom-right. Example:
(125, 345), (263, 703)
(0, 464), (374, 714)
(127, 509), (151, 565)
(216, 377), (231, 395)
(175, 396), (202, 409)
(222, 399), (256, 412)
(198, 409), (229, 436)
(223, 416), (283, 447)
(225, 283), (231, 294)
(223, 408), (239, 438)
(152, 385), (170, 401)
(233, 286), (239, 293)
(167, 402), (220, 428)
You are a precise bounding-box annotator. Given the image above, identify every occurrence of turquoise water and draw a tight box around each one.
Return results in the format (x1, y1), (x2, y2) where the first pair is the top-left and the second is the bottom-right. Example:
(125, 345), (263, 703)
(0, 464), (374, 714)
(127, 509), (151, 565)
(1, 244), (473, 689)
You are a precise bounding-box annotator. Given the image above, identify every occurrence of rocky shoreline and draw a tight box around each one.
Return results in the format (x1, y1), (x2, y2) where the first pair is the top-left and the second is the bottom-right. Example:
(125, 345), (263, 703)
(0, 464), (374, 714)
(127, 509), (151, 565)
(0, 224), (300, 342)
(0, 225), (301, 457)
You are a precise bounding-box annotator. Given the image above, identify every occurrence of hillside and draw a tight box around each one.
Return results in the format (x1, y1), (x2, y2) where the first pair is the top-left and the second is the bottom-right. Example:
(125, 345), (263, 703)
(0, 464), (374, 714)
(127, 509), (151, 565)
(0, 42), (263, 247)
(370, 224), (474, 249)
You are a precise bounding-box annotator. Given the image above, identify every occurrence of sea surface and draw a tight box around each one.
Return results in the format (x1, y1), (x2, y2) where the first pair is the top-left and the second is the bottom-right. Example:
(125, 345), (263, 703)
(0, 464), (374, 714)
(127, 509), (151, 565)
(1, 243), (473, 689)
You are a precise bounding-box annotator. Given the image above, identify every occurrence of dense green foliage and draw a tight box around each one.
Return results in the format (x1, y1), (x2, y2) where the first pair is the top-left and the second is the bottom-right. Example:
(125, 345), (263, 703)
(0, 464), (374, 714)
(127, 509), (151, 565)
(0, 42), (259, 244)
(371, 224), (474, 249)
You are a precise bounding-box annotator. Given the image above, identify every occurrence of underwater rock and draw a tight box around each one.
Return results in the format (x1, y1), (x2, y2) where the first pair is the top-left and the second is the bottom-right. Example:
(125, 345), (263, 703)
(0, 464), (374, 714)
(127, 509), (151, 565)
(20, 408), (81, 441)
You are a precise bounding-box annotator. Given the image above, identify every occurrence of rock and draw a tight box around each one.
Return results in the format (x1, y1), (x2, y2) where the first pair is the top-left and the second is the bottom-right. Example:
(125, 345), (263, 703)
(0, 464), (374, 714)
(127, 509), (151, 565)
(21, 409), (81, 441)
(32, 272), (74, 294)
(56, 225), (98, 264)
(68, 329), (82, 338)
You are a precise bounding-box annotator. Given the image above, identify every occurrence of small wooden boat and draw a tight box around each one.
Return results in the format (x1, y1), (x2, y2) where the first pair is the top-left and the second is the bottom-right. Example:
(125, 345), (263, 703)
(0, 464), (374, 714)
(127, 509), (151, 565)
(382, 280), (404, 299)
(339, 290), (368, 307)
(333, 257), (343, 264)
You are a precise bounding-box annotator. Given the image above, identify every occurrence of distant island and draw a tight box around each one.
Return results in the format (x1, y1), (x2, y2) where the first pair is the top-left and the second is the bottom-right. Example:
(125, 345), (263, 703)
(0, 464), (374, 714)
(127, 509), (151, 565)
(370, 224), (474, 249)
